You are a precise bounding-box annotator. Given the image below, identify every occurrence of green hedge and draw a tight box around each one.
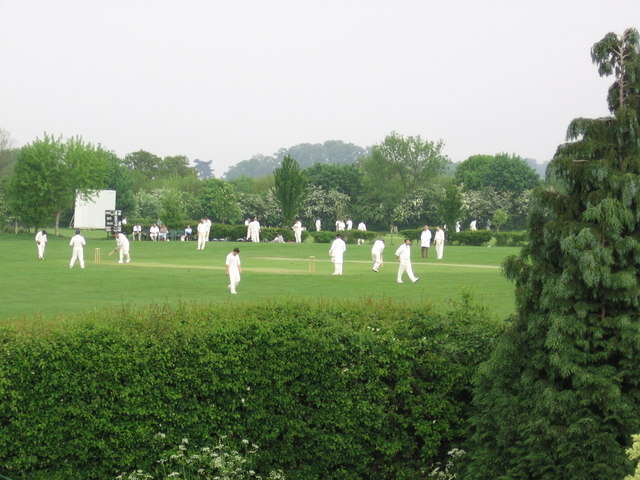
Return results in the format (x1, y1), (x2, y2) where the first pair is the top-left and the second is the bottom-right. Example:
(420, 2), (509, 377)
(0, 300), (500, 480)
(311, 230), (377, 244)
(399, 229), (529, 247)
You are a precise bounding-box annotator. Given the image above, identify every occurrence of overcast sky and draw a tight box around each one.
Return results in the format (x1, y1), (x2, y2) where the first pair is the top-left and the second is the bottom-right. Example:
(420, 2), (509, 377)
(1, 0), (638, 177)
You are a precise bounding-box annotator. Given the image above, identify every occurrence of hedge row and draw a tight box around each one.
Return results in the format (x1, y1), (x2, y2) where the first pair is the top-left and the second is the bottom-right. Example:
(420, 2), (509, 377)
(399, 229), (528, 247)
(0, 299), (501, 480)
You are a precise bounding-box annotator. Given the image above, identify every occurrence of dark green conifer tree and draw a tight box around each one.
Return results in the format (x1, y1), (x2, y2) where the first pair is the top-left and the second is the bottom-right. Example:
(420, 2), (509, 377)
(464, 28), (640, 480)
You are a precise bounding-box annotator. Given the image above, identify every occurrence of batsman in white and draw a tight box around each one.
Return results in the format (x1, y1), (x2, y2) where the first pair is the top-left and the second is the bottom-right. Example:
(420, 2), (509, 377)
(115, 232), (131, 264)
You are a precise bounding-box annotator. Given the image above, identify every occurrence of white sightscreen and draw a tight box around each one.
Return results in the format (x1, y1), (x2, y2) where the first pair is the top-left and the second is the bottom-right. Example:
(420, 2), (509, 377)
(73, 190), (116, 229)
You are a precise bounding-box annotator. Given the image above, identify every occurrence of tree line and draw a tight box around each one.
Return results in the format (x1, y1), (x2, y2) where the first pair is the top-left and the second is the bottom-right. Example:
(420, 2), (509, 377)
(0, 132), (544, 234)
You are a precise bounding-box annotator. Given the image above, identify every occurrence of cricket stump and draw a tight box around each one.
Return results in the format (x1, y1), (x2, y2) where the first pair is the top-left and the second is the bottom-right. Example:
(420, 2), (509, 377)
(308, 255), (316, 273)
(94, 248), (101, 263)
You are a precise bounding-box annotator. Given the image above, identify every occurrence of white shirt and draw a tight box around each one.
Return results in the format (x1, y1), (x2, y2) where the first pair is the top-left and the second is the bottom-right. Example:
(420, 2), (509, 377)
(69, 234), (86, 248)
(150, 225), (160, 234)
(315, 219), (321, 231)
(133, 224), (142, 232)
(116, 234), (130, 250)
(357, 222), (366, 231)
(293, 221), (302, 231)
(197, 222), (207, 236)
(394, 243), (412, 264)
(35, 231), (47, 245)
(420, 229), (432, 247)
(346, 219), (353, 230)
(434, 229), (445, 245)
(371, 240), (385, 255)
(226, 252), (241, 270)
(329, 238), (347, 261)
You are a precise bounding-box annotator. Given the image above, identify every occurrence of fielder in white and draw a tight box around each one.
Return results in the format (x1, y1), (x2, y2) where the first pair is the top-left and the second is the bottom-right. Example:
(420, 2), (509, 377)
(434, 226), (445, 259)
(292, 218), (303, 243)
(205, 218), (212, 241)
(357, 221), (367, 245)
(35, 229), (48, 260)
(249, 217), (261, 243)
(196, 219), (208, 250)
(115, 232), (131, 264)
(420, 225), (432, 258)
(225, 247), (242, 294)
(394, 239), (419, 283)
(69, 229), (86, 269)
(371, 238), (385, 272)
(329, 234), (347, 275)
(315, 218), (321, 232)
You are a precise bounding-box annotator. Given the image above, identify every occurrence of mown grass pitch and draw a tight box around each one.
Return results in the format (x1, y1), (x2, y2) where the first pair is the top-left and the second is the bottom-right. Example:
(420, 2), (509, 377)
(0, 229), (518, 321)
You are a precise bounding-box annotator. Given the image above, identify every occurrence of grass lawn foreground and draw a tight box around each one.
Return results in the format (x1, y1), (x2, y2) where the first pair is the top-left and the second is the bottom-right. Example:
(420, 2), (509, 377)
(0, 229), (518, 321)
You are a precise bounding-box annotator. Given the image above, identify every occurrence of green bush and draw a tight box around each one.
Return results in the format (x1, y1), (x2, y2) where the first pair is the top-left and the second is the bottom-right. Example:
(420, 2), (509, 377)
(310, 230), (338, 243)
(447, 231), (493, 246)
(491, 231), (528, 247)
(343, 230), (376, 244)
(0, 300), (500, 480)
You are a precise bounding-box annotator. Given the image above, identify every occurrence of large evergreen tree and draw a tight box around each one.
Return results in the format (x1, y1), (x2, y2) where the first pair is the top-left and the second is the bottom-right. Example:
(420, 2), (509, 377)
(273, 155), (307, 226)
(465, 28), (640, 480)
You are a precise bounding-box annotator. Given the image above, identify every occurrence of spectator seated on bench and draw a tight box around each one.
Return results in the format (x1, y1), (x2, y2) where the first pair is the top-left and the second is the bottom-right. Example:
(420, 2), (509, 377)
(158, 225), (168, 241)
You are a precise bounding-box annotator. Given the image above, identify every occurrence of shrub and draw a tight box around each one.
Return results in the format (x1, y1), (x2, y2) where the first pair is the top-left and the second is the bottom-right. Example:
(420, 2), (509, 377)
(0, 299), (500, 480)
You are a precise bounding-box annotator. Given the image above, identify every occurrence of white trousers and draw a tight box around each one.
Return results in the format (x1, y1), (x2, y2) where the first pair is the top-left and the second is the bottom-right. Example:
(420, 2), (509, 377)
(372, 252), (382, 271)
(119, 248), (131, 263)
(70, 247), (85, 268)
(250, 233), (260, 243)
(295, 231), (302, 243)
(228, 268), (240, 293)
(37, 243), (46, 259)
(197, 235), (206, 250)
(436, 243), (444, 259)
(333, 262), (343, 275)
(397, 262), (417, 282)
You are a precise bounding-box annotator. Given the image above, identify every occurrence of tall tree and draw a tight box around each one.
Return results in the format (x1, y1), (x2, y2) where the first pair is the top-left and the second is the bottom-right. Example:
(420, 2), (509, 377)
(8, 134), (65, 229)
(359, 132), (450, 227)
(465, 28), (640, 480)
(455, 152), (540, 194)
(273, 155), (307, 226)
(193, 159), (214, 179)
(9, 135), (109, 233)
(195, 178), (242, 224)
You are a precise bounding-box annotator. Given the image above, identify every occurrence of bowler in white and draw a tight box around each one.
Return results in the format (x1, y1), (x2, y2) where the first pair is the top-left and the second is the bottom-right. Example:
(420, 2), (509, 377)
(394, 239), (419, 284)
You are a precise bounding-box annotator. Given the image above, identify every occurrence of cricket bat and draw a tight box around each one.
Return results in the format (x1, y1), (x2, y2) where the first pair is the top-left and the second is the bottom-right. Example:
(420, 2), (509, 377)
(108, 248), (118, 256)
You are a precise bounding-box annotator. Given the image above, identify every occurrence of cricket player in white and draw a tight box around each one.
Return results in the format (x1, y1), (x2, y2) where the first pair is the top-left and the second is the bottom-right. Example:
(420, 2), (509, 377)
(394, 239), (419, 283)
(357, 221), (367, 245)
(196, 219), (208, 250)
(434, 226), (445, 259)
(115, 232), (131, 264)
(420, 225), (432, 258)
(329, 234), (347, 275)
(205, 218), (212, 241)
(293, 218), (303, 243)
(249, 217), (261, 243)
(225, 248), (242, 294)
(371, 238), (385, 272)
(35, 229), (48, 260)
(69, 229), (86, 269)
(315, 218), (321, 232)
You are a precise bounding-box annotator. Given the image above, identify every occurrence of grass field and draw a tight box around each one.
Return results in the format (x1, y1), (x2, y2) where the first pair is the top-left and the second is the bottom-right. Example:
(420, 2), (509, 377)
(0, 229), (519, 321)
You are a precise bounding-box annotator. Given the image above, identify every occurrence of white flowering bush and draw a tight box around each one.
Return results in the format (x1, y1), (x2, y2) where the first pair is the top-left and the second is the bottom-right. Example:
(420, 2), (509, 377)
(425, 448), (465, 479)
(115, 436), (285, 480)
(625, 434), (640, 480)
